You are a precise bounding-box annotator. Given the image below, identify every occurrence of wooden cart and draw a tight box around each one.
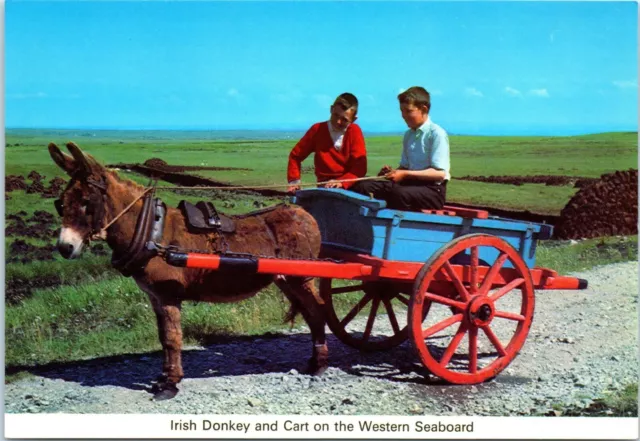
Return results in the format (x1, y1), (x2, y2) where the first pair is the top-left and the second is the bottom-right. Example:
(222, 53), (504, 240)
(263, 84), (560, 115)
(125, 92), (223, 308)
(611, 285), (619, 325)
(166, 188), (587, 384)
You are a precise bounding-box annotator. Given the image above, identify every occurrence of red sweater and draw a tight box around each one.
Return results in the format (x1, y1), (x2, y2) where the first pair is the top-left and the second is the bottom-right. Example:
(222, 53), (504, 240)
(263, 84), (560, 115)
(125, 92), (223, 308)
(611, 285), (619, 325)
(287, 122), (367, 189)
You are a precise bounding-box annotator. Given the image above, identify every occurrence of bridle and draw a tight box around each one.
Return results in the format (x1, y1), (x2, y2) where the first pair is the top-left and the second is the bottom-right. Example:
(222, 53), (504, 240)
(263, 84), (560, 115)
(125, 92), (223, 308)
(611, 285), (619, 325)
(54, 172), (165, 277)
(54, 174), (109, 241)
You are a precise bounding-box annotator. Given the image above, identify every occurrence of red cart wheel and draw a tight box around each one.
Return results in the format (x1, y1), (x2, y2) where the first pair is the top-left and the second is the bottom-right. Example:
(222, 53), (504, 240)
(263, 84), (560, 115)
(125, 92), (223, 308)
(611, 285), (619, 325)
(409, 234), (534, 384)
(320, 279), (411, 351)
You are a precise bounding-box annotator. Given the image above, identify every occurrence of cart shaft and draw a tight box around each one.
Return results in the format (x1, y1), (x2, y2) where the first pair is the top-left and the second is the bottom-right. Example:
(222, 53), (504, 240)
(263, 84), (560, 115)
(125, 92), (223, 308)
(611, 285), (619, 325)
(166, 251), (373, 279)
(164, 251), (588, 290)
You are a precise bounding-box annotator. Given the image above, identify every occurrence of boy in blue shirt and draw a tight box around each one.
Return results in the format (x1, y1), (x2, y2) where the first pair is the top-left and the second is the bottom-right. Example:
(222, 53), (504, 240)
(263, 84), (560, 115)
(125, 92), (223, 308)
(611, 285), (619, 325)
(352, 86), (450, 211)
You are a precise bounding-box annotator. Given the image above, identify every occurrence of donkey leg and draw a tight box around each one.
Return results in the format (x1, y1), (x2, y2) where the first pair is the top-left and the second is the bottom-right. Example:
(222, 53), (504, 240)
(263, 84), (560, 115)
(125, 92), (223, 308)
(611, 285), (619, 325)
(150, 296), (184, 400)
(275, 277), (328, 375)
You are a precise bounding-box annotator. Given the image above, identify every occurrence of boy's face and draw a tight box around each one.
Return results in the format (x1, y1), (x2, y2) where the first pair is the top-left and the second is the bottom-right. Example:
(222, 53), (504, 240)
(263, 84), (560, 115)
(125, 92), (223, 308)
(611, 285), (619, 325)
(400, 103), (428, 130)
(329, 105), (356, 131)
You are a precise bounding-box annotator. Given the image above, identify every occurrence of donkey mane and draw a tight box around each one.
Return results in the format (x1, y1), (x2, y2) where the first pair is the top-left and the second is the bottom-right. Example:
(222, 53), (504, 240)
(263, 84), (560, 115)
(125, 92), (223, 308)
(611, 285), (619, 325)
(105, 168), (145, 192)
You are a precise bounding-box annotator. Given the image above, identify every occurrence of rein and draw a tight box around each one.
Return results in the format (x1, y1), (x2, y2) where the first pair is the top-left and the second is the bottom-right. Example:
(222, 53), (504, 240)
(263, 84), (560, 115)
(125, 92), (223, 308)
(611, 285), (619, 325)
(152, 175), (386, 191)
(92, 175), (384, 239)
(91, 186), (155, 240)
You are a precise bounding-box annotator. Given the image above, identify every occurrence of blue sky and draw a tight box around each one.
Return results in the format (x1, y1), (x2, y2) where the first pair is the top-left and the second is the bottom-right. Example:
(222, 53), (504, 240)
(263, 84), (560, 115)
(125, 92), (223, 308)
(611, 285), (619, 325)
(6, 1), (638, 135)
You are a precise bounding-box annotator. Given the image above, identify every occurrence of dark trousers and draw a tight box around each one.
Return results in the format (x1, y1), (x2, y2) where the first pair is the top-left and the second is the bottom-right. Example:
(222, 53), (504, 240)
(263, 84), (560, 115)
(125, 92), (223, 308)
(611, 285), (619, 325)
(351, 179), (446, 211)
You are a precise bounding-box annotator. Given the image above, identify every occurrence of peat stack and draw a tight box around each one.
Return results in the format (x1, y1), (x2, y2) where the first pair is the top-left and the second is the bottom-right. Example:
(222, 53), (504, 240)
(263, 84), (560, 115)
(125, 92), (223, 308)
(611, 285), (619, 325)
(26, 170), (46, 194)
(26, 180), (46, 194)
(42, 177), (67, 198)
(5, 175), (27, 192)
(27, 170), (43, 181)
(554, 169), (638, 239)
(143, 158), (168, 170)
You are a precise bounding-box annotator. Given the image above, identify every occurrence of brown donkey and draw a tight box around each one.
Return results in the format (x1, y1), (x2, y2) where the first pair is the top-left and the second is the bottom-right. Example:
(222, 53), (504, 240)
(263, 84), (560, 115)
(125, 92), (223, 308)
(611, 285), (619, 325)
(49, 142), (328, 400)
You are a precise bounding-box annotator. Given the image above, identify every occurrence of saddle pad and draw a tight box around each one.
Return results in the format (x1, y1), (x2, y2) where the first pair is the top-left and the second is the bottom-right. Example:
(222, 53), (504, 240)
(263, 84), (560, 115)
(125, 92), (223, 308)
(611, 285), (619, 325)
(178, 200), (236, 233)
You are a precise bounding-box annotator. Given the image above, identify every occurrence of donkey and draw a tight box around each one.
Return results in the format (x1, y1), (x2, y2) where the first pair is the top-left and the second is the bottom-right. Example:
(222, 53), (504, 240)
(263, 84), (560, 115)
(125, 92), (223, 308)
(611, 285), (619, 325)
(49, 142), (328, 400)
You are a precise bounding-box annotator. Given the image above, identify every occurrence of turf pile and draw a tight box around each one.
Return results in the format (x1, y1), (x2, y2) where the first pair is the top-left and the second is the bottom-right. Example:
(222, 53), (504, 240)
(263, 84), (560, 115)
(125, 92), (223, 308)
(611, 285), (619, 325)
(5, 172), (67, 199)
(554, 169), (638, 239)
(143, 157), (168, 169)
(6, 175), (27, 192)
(42, 177), (67, 198)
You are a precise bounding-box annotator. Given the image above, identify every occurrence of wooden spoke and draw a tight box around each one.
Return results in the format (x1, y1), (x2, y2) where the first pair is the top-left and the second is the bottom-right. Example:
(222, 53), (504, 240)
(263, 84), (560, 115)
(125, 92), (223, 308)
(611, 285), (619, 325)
(339, 293), (373, 327)
(331, 283), (366, 295)
(323, 279), (410, 352)
(470, 246), (479, 294)
(422, 313), (463, 339)
(442, 261), (471, 301)
(424, 292), (466, 311)
(382, 299), (401, 335)
(482, 325), (507, 356)
(489, 278), (525, 301)
(439, 323), (468, 367)
(395, 294), (410, 306)
(468, 326), (478, 373)
(362, 298), (381, 342)
(493, 310), (525, 322)
(478, 252), (508, 295)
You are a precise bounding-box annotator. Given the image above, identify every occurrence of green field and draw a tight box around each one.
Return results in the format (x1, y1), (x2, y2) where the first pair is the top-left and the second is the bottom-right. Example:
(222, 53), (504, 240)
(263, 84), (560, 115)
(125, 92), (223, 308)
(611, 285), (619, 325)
(4, 129), (639, 415)
(6, 129), (638, 214)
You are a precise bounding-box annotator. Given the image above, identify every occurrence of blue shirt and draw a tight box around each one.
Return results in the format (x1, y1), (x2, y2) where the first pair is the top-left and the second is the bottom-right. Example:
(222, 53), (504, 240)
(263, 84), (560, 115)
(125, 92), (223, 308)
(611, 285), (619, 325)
(399, 119), (451, 181)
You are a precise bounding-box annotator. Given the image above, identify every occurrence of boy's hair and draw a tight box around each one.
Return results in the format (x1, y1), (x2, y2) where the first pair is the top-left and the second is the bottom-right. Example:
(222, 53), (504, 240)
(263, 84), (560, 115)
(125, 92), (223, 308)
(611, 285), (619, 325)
(333, 92), (359, 116)
(398, 86), (431, 112)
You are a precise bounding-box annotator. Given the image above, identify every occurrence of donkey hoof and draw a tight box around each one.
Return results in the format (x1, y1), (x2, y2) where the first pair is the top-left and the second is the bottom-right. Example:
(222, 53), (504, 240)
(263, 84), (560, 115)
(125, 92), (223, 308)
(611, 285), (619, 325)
(311, 364), (328, 376)
(154, 374), (168, 383)
(152, 383), (179, 401)
(307, 359), (328, 376)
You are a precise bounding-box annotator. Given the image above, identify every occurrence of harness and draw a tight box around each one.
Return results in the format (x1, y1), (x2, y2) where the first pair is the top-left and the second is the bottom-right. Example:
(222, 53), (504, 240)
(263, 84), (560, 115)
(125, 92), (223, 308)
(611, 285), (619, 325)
(111, 190), (166, 277)
(55, 175), (166, 277)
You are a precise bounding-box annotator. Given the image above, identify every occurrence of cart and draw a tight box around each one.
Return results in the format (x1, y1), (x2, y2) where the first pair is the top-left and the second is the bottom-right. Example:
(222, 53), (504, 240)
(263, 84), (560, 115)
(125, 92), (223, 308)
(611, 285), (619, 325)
(165, 188), (587, 385)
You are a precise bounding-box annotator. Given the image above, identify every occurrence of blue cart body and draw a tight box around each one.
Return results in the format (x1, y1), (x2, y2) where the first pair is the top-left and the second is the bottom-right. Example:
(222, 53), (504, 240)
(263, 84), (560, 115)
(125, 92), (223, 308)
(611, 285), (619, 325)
(293, 188), (553, 269)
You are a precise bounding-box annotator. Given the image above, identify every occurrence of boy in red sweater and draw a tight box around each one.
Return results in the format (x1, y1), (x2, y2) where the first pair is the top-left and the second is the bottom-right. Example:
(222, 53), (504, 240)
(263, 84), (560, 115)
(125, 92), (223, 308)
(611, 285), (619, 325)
(286, 93), (367, 193)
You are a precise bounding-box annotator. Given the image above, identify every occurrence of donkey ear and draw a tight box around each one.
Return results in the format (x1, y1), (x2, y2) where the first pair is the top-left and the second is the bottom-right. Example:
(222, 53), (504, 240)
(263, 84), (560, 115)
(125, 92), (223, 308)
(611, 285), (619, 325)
(65, 141), (93, 175)
(48, 142), (76, 174)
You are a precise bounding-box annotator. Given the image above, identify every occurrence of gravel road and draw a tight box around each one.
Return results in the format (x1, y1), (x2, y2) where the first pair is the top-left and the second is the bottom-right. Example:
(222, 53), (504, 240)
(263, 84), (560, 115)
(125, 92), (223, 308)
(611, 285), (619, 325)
(5, 261), (637, 416)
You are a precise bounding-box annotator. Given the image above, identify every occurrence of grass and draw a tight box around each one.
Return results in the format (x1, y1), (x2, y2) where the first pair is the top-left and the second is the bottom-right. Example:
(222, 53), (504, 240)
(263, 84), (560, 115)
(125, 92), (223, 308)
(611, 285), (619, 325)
(536, 236), (638, 274)
(5, 129), (637, 214)
(544, 383), (638, 417)
(5, 276), (298, 368)
(602, 383), (639, 416)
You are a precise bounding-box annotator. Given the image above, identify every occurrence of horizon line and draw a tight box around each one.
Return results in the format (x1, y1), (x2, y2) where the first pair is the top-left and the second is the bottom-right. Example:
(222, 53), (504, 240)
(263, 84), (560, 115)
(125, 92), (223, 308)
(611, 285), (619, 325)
(5, 127), (637, 138)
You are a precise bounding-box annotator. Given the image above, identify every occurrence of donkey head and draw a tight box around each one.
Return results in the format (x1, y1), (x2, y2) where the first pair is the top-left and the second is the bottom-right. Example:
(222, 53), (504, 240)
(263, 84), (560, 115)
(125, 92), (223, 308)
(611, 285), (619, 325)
(49, 142), (109, 259)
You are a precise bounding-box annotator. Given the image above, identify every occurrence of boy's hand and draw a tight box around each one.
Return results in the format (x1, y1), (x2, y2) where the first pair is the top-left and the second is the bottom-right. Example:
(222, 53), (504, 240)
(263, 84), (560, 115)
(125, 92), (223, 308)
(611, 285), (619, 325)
(385, 169), (408, 182)
(287, 184), (301, 193)
(378, 165), (393, 176)
(322, 180), (343, 189)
